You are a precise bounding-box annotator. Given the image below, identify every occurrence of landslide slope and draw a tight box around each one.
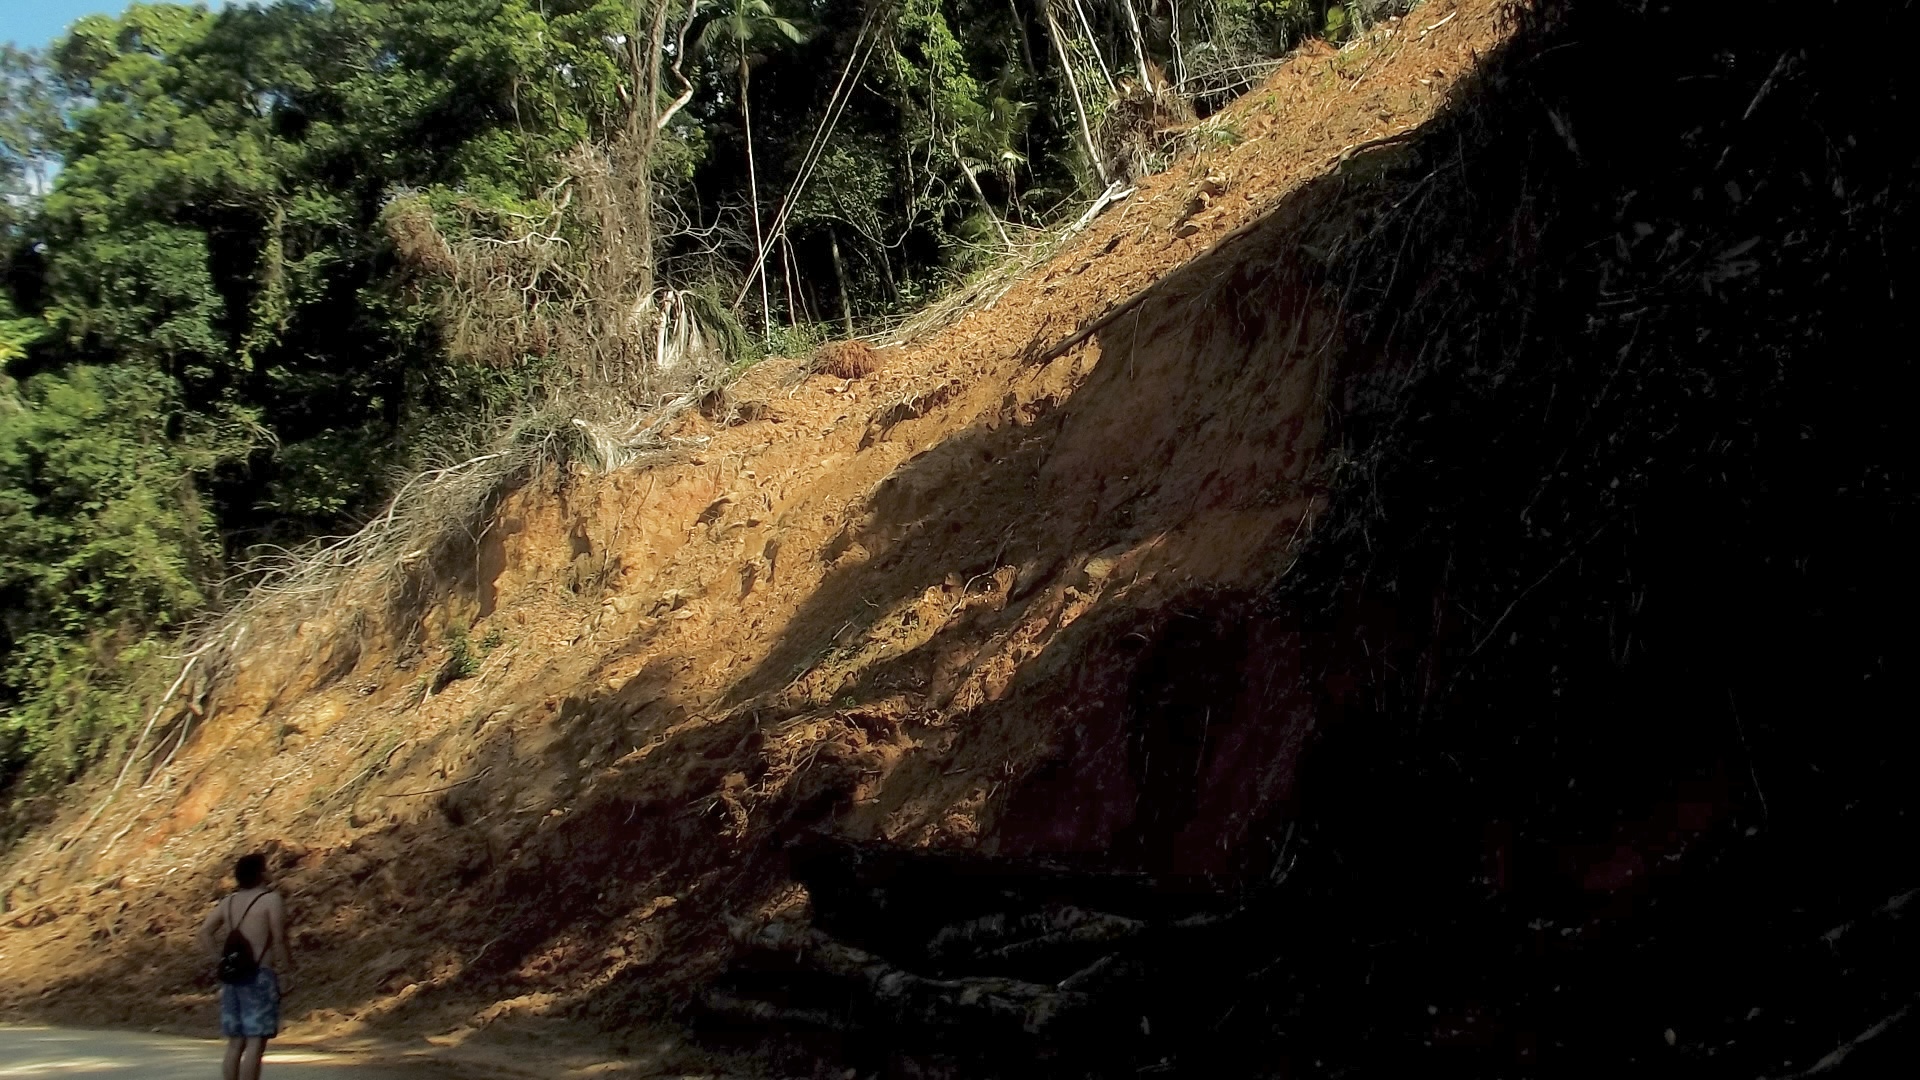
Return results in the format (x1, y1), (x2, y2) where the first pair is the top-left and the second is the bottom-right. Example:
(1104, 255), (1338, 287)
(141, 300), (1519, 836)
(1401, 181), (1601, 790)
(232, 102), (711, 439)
(9, 0), (1920, 1076)
(1, 2), (1508, 1063)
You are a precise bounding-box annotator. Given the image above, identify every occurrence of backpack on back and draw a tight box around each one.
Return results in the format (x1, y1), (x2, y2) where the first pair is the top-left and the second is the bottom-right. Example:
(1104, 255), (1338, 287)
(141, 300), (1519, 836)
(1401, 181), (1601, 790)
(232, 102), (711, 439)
(217, 892), (268, 985)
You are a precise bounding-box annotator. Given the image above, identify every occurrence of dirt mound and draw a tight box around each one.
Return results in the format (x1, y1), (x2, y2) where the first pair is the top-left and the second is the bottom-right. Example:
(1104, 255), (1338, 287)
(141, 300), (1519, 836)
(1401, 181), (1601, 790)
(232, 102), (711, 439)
(810, 340), (883, 380)
(16, 0), (1914, 1075)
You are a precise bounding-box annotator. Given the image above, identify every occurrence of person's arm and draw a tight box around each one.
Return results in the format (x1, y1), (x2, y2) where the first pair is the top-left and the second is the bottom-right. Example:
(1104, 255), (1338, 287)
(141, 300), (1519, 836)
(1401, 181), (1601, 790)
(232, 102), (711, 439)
(267, 892), (293, 993)
(196, 899), (226, 960)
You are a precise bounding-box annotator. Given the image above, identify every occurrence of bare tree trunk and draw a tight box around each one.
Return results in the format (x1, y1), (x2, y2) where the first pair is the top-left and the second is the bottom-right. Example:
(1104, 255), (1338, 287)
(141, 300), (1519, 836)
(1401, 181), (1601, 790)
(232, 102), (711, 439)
(1116, 0), (1153, 88)
(1007, 0), (1039, 77)
(1038, 0), (1110, 187)
(1169, 0), (1186, 94)
(782, 233), (799, 329)
(829, 226), (855, 336)
(1069, 0), (1117, 96)
(601, 0), (693, 382)
(655, 0), (699, 131)
(637, 2), (685, 282)
(950, 135), (1015, 249)
(569, 0), (672, 386)
(877, 240), (898, 303)
(742, 53), (771, 339)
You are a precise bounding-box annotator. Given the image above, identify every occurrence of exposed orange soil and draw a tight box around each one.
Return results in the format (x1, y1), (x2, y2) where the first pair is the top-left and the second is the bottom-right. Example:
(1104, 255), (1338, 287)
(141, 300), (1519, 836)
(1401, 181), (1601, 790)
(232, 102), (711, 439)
(0, 4), (1510, 1074)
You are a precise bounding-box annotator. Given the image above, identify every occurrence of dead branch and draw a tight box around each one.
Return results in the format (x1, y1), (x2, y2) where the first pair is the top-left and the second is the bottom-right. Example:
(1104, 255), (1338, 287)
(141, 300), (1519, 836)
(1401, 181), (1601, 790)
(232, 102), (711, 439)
(1771, 995), (1918, 1079)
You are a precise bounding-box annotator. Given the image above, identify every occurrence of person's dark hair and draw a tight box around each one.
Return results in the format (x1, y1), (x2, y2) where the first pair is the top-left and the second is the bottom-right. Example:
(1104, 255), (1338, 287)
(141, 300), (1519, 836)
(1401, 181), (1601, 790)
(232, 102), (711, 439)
(234, 853), (268, 890)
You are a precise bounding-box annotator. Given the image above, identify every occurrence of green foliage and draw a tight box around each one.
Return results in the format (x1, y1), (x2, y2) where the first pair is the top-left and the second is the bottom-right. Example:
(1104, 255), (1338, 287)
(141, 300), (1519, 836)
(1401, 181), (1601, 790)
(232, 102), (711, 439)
(884, 0), (998, 210)
(764, 319), (829, 359)
(0, 367), (212, 644)
(697, 0), (809, 61)
(893, 0), (991, 138)
(1322, 4), (1352, 42)
(1224, 0), (1326, 48)
(681, 285), (754, 368)
(435, 621), (505, 690)
(1182, 0), (1337, 100)
(0, 365), (213, 791)
(437, 625), (483, 688)
(789, 134), (897, 244)
(25, 0), (641, 514)
(1, 1), (649, 795)
(1, 0), (1330, 802)
(0, 297), (47, 365)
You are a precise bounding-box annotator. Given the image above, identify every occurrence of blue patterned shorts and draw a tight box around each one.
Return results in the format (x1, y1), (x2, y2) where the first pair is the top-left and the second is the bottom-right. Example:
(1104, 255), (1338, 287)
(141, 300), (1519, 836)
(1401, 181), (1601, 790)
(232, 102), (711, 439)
(220, 966), (280, 1038)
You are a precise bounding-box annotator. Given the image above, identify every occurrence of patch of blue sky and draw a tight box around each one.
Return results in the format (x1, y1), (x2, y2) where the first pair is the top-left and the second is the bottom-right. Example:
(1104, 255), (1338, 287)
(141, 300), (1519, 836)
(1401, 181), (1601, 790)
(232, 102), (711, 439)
(3, 1), (231, 49)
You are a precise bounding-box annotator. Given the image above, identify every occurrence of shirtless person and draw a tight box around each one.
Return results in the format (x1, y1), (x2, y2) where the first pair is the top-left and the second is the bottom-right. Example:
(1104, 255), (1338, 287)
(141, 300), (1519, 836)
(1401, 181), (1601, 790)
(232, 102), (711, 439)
(196, 854), (294, 1080)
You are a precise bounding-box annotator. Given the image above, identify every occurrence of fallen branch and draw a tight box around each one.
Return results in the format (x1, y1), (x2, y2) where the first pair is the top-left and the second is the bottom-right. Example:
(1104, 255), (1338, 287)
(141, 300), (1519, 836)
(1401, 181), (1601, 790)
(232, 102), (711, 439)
(698, 987), (848, 1030)
(1067, 181), (1137, 235)
(927, 906), (1146, 963)
(65, 654), (202, 849)
(1772, 995), (1918, 1079)
(1820, 887), (1917, 947)
(151, 708), (194, 778)
(380, 767), (494, 799)
(326, 740), (404, 803)
(733, 920), (1095, 1035)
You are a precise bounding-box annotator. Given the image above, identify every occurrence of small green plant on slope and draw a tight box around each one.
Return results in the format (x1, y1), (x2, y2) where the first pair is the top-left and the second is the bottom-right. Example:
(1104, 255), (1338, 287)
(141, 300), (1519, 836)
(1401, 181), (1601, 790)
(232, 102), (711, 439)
(435, 621), (516, 693)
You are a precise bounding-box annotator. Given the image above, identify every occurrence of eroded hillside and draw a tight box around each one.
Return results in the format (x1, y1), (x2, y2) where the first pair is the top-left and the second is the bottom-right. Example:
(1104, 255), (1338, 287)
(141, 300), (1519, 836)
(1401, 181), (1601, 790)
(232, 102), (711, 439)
(1, 4), (1507, 1069)
(8, 0), (1919, 1076)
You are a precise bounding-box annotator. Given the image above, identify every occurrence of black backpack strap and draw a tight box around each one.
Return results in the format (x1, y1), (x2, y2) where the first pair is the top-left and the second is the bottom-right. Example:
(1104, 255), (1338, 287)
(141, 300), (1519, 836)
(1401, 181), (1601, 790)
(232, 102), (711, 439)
(232, 891), (267, 939)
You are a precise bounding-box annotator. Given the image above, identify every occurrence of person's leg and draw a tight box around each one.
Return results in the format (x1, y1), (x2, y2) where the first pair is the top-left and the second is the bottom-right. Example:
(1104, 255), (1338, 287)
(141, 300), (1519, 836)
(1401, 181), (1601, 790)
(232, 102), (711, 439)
(222, 1037), (243, 1080)
(237, 1036), (266, 1080)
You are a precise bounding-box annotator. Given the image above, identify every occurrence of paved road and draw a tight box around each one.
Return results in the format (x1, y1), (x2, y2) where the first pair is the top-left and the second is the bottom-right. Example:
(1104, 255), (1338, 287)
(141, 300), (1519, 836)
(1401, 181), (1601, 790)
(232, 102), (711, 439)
(0, 1026), (430, 1078)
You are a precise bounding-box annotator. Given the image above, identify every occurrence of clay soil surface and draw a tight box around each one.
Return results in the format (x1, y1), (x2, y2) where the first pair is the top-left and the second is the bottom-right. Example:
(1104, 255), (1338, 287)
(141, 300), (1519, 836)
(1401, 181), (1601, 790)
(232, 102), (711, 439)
(1, 4), (1511, 1074)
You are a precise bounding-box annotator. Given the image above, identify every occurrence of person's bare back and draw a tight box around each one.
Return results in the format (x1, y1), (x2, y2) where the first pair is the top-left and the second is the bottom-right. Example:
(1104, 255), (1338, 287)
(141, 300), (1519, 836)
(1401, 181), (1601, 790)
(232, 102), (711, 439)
(196, 854), (294, 1080)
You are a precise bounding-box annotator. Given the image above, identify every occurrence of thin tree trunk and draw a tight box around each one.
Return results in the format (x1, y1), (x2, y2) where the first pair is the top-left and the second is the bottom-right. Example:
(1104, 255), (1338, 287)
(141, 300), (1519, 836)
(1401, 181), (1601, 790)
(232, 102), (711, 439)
(742, 53), (771, 338)
(1007, 0), (1039, 78)
(829, 226), (855, 336)
(1169, 0), (1186, 94)
(627, 0), (672, 296)
(1117, 0), (1153, 88)
(782, 232), (798, 329)
(877, 239), (898, 302)
(603, 0), (672, 381)
(651, 0), (699, 132)
(1069, 0), (1117, 96)
(950, 135), (1015, 249)
(1038, 0), (1110, 187)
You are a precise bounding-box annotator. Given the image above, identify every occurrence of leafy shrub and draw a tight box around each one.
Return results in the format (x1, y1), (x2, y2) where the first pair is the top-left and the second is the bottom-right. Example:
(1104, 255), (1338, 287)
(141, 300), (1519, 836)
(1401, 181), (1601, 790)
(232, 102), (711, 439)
(0, 365), (213, 794)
